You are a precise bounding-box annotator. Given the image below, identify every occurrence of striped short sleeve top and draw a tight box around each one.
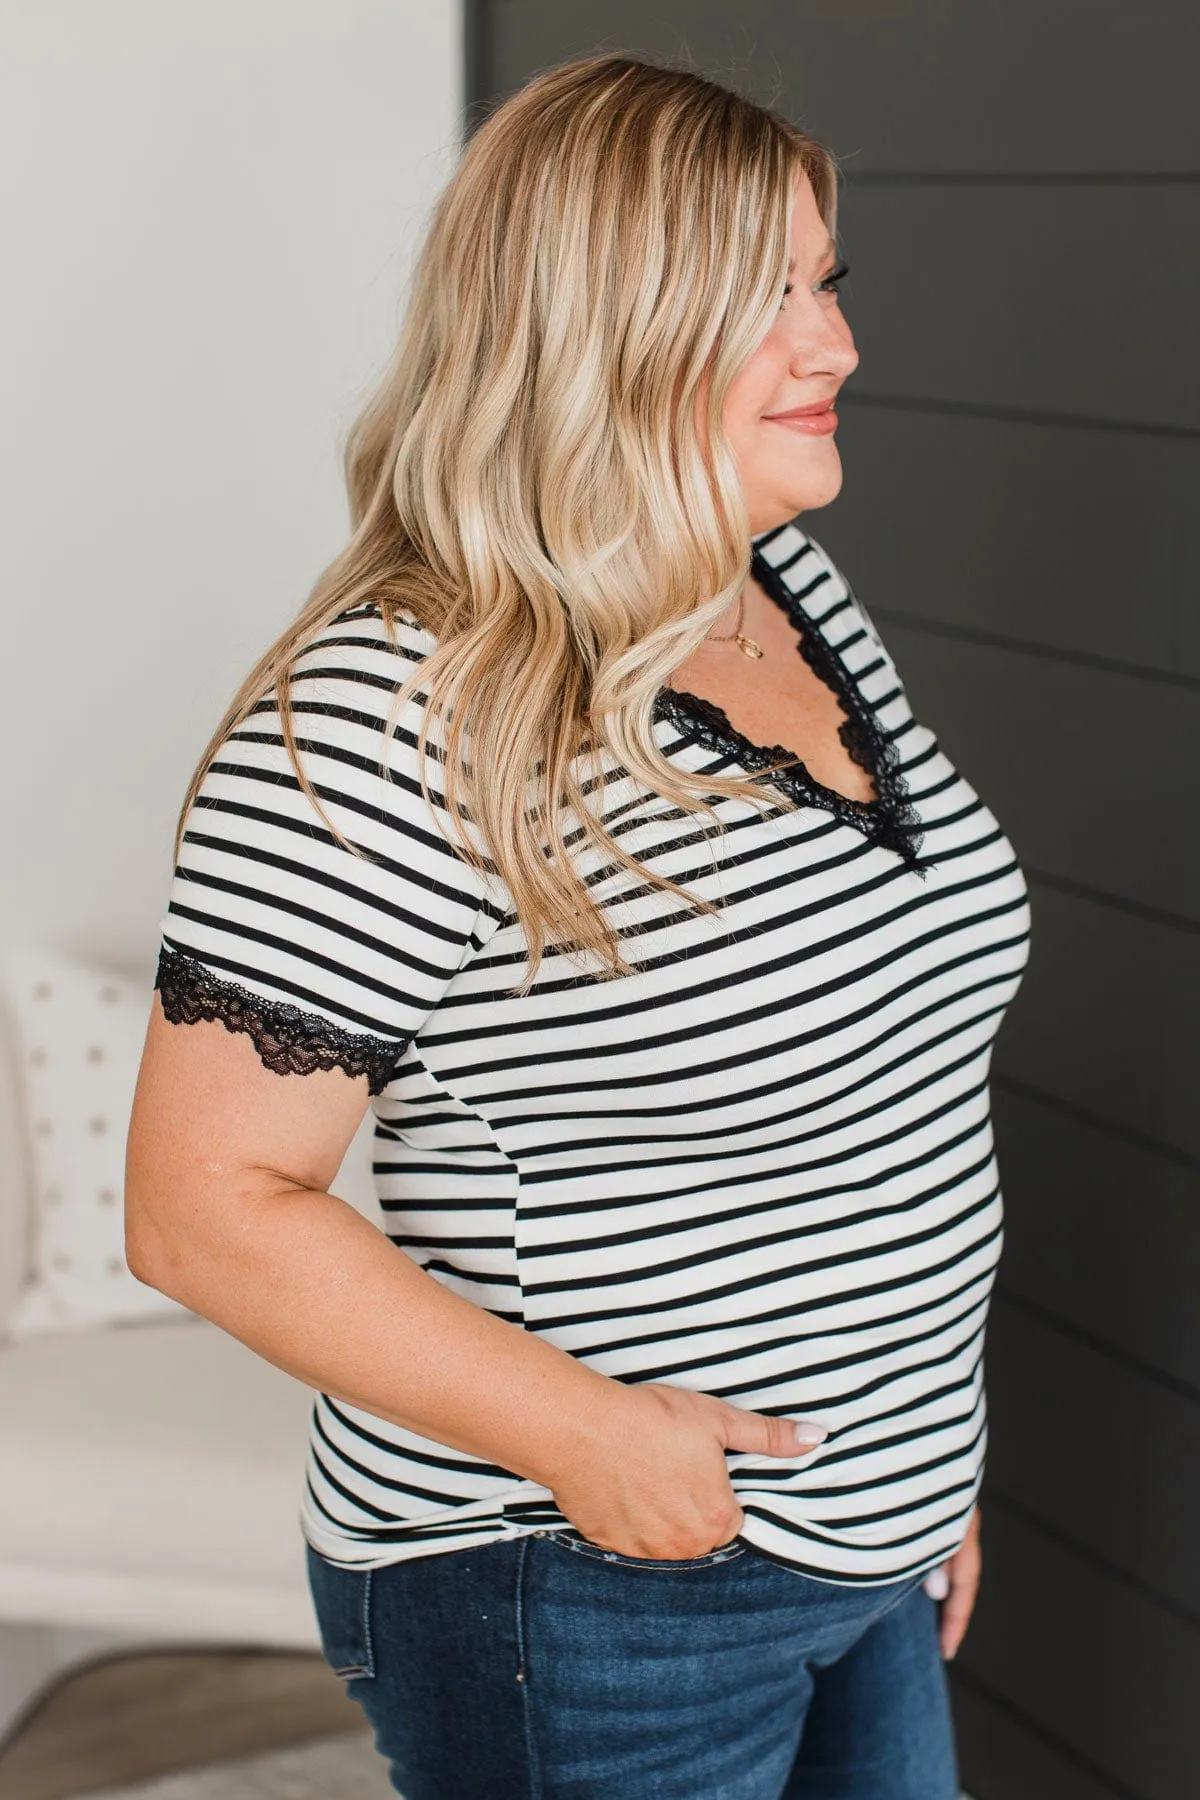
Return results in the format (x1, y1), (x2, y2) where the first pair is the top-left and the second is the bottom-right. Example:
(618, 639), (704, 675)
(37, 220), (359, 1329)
(155, 518), (1032, 1586)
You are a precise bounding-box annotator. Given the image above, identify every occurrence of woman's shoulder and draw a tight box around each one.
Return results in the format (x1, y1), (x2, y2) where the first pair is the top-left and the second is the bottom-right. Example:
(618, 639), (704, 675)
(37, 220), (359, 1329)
(160, 592), (496, 1086)
(280, 599), (452, 761)
(758, 517), (851, 604)
(764, 519), (890, 659)
(295, 598), (441, 683)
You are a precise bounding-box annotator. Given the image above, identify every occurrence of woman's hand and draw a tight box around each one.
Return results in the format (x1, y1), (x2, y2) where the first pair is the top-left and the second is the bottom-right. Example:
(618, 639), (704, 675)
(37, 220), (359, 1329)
(922, 1504), (982, 1658)
(544, 1379), (828, 1561)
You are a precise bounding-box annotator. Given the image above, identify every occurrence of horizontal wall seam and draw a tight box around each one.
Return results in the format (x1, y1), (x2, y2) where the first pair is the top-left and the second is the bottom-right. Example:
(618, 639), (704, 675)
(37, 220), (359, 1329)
(1021, 868), (1200, 938)
(948, 1661), (1148, 1800)
(993, 1284), (1200, 1409)
(844, 171), (1200, 186)
(841, 389), (1200, 442)
(992, 1075), (1200, 1176)
(983, 1488), (1200, 1638)
(869, 606), (1200, 692)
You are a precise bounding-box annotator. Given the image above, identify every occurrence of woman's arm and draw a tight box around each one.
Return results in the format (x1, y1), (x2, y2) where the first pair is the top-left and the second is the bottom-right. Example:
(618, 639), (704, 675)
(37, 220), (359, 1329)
(125, 1000), (824, 1559)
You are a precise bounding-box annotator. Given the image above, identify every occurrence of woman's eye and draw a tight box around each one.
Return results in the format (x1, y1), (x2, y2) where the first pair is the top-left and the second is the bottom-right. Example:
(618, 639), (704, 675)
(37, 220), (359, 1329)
(780, 262), (850, 309)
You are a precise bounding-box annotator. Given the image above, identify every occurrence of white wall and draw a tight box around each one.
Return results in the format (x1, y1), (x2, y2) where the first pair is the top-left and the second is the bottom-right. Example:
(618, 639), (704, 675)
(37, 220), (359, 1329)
(0, 0), (463, 973)
(0, 24), (462, 1713)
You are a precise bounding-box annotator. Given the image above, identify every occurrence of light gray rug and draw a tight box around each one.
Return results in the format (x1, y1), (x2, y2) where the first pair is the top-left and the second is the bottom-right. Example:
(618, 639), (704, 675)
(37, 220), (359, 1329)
(77, 1731), (396, 1799)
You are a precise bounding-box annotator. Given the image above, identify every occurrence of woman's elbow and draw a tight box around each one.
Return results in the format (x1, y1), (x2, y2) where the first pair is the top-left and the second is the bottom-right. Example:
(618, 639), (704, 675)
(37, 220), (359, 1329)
(123, 1175), (182, 1293)
(122, 1129), (200, 1295)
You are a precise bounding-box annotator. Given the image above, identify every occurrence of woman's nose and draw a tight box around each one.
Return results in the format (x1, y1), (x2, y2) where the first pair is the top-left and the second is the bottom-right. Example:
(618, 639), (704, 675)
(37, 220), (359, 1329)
(791, 322), (858, 383)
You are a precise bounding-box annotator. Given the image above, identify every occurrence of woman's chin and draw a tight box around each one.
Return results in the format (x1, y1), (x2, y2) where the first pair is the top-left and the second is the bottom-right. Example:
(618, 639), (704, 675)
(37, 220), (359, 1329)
(776, 443), (844, 517)
(783, 471), (844, 519)
(745, 453), (845, 533)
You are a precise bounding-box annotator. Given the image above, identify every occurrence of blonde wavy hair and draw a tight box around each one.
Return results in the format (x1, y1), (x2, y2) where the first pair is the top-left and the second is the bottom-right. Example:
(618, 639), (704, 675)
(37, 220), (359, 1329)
(177, 53), (840, 987)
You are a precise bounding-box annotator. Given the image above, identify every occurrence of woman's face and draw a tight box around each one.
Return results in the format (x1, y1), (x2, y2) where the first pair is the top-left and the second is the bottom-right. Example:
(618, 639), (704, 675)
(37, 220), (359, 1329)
(720, 173), (859, 534)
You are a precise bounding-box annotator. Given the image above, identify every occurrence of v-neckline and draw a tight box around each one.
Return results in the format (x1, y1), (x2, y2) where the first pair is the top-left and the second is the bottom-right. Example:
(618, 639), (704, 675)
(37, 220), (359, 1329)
(652, 534), (927, 870)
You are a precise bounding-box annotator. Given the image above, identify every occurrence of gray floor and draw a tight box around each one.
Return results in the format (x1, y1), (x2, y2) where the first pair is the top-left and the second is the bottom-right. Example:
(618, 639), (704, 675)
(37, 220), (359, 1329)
(0, 1649), (369, 1800)
(68, 1734), (391, 1800)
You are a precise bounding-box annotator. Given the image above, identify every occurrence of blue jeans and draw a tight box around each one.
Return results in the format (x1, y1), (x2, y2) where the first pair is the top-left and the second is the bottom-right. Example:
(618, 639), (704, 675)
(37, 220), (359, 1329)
(306, 1530), (960, 1799)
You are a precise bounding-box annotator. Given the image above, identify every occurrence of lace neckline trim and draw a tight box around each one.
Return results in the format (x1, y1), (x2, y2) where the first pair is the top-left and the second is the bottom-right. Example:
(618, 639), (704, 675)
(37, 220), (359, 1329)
(652, 542), (927, 871)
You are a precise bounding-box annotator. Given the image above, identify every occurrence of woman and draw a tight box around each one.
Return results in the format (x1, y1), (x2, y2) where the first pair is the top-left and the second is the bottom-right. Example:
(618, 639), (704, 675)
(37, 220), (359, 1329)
(127, 53), (1030, 1800)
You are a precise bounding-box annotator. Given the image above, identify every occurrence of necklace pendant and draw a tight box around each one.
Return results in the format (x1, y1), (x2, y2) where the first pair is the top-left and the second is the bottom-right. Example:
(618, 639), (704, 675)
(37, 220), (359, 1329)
(736, 634), (764, 659)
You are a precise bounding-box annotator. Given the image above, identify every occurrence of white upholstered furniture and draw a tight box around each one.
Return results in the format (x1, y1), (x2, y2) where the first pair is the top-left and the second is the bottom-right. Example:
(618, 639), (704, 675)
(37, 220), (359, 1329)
(0, 958), (380, 1747)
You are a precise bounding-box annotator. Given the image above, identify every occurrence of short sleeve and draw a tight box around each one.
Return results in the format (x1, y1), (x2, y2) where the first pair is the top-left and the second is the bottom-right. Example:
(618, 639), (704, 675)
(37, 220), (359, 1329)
(154, 604), (501, 1095)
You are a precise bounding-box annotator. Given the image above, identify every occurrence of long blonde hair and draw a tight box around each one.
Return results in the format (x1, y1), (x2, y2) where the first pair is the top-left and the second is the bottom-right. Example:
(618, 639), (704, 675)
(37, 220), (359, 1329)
(177, 53), (840, 987)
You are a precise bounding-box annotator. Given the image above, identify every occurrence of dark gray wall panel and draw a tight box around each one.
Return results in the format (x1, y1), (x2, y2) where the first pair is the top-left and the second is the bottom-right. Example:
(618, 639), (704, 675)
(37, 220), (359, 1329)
(992, 1087), (1200, 1394)
(813, 406), (1200, 680)
(477, 10), (1199, 1798)
(483, 3), (1200, 172)
(959, 1505), (1200, 1800)
(883, 626), (1200, 922)
(984, 1301), (1200, 1618)
(834, 185), (1200, 431)
(951, 1676), (1127, 1800)
(992, 887), (1199, 1162)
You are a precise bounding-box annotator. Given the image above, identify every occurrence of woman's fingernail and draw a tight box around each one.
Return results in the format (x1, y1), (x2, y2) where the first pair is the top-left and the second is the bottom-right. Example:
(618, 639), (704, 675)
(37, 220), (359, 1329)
(793, 1420), (828, 1447)
(924, 1567), (950, 1600)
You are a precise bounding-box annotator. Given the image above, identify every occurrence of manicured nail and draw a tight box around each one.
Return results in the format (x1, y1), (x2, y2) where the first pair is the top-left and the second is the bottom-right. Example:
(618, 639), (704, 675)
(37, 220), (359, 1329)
(793, 1420), (828, 1447)
(924, 1567), (950, 1601)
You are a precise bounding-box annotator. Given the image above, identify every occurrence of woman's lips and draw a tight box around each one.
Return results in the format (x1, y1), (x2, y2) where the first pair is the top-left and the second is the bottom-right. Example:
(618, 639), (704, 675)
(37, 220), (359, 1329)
(764, 404), (839, 435)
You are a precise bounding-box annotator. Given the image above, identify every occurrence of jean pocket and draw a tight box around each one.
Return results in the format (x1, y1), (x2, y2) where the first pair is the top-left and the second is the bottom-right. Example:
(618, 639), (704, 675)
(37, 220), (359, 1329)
(545, 1529), (746, 1570)
(305, 1544), (375, 1680)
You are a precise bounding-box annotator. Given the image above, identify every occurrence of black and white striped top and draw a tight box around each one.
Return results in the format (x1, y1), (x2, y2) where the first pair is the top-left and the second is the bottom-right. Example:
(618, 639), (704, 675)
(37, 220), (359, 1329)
(155, 519), (1031, 1585)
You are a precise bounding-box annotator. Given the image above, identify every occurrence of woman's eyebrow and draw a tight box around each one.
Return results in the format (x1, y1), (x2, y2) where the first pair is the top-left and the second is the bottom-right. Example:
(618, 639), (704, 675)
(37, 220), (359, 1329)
(786, 236), (837, 278)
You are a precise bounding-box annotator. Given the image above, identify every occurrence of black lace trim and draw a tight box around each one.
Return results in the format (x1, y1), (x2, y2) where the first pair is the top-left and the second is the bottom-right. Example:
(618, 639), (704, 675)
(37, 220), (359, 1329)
(652, 548), (927, 873)
(154, 943), (409, 1095)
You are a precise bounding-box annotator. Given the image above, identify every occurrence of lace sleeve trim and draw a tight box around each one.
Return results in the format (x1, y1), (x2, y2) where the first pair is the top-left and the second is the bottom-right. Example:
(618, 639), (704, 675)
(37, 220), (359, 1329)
(154, 943), (410, 1095)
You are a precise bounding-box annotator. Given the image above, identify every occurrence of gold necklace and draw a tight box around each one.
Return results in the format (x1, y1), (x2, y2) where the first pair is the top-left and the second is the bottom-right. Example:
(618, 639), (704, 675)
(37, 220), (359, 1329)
(705, 591), (764, 660)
